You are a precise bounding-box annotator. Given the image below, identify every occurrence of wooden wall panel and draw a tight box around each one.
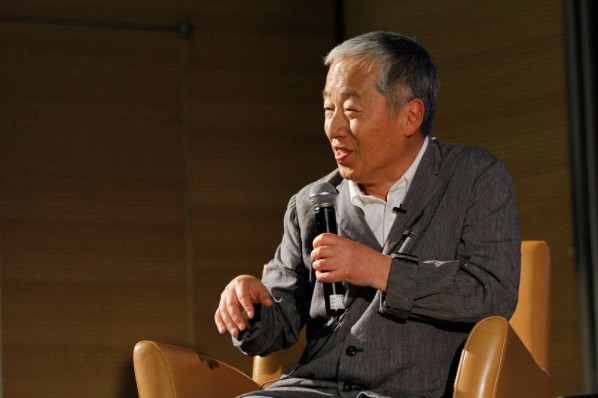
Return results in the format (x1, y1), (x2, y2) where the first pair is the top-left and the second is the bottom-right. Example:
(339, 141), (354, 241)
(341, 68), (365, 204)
(0, 1), (339, 395)
(344, 1), (579, 396)
(187, 2), (338, 374)
(0, 8), (190, 397)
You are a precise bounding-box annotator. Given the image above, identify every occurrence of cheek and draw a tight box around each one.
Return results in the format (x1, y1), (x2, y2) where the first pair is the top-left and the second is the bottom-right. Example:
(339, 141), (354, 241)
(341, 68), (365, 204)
(323, 120), (332, 138)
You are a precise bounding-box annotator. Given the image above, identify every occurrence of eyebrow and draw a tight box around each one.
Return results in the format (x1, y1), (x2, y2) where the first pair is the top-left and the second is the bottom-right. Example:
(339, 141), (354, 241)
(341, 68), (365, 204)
(322, 89), (362, 100)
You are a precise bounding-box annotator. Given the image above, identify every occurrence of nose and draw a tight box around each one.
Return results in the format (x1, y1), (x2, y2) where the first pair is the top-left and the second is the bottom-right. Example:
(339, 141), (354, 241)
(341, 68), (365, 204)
(325, 109), (349, 140)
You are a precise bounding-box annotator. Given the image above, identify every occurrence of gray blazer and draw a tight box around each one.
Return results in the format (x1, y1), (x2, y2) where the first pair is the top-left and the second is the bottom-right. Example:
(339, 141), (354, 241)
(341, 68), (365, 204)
(235, 138), (521, 398)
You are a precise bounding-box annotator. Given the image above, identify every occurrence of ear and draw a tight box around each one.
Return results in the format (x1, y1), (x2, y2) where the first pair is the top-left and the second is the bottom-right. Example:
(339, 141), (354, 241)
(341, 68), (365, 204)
(402, 99), (425, 137)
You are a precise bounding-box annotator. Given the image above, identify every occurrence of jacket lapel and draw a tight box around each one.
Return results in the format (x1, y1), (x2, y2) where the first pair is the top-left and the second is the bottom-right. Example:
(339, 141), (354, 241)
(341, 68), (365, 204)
(383, 138), (444, 255)
(335, 179), (382, 252)
(334, 179), (382, 308)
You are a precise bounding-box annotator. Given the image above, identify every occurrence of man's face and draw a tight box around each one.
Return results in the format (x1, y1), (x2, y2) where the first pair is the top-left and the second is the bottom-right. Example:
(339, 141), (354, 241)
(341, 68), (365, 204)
(323, 59), (412, 189)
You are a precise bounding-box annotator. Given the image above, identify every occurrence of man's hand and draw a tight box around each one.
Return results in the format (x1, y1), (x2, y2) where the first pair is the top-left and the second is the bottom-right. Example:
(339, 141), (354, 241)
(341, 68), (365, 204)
(214, 275), (273, 337)
(311, 233), (392, 291)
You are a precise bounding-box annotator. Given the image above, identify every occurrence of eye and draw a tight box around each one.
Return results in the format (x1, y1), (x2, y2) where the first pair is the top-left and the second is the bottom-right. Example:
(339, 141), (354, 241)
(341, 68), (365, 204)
(344, 107), (360, 116)
(324, 106), (334, 117)
(343, 101), (360, 114)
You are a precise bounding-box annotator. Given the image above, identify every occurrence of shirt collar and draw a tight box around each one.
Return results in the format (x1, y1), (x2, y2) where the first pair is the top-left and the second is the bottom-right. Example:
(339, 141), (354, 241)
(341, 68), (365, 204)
(349, 136), (429, 205)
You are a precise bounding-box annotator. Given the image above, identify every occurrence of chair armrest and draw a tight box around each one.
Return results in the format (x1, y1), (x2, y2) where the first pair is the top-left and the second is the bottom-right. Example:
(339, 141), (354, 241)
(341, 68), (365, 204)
(453, 316), (550, 398)
(133, 341), (259, 398)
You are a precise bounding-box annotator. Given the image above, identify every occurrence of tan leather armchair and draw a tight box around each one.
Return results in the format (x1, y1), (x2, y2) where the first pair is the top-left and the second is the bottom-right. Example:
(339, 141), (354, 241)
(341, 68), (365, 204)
(453, 240), (551, 397)
(134, 241), (551, 398)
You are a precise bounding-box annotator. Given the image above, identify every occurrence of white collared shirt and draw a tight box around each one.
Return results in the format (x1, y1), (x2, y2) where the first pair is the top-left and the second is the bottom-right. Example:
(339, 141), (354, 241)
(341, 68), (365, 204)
(348, 137), (429, 246)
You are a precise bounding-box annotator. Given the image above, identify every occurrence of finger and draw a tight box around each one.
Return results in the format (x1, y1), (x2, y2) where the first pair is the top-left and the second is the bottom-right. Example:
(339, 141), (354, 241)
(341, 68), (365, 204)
(216, 294), (229, 333)
(311, 246), (323, 261)
(319, 232), (341, 244)
(225, 292), (247, 332)
(312, 232), (333, 248)
(217, 305), (237, 337)
(313, 257), (335, 272)
(234, 285), (256, 319)
(219, 293), (240, 336)
(315, 269), (339, 283)
(214, 310), (226, 334)
(258, 288), (274, 307)
(312, 243), (337, 261)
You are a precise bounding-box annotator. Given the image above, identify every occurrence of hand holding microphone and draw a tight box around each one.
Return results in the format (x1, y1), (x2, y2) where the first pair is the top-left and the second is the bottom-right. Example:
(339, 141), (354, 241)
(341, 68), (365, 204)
(309, 182), (346, 316)
(309, 182), (393, 312)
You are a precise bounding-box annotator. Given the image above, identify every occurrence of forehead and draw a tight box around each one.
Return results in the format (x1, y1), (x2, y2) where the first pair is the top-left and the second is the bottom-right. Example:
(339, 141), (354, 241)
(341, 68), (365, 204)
(323, 59), (379, 100)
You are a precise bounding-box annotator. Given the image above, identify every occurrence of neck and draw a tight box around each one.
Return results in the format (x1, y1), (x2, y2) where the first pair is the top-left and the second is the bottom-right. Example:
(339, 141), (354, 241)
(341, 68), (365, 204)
(359, 134), (425, 200)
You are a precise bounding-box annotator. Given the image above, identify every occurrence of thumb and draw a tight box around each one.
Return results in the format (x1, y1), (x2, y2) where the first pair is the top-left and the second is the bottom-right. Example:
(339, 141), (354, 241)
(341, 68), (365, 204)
(258, 288), (273, 307)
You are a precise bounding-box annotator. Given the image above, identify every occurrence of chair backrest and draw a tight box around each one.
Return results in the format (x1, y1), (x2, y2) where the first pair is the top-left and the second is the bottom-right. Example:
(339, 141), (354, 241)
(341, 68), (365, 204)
(251, 240), (552, 385)
(509, 240), (551, 373)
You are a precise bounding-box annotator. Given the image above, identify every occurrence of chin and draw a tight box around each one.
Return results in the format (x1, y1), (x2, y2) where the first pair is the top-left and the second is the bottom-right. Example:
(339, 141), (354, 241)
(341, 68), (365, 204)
(337, 166), (357, 181)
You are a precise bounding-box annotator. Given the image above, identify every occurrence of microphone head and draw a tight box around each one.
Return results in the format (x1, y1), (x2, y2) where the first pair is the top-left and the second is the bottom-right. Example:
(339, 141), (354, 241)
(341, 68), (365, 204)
(309, 182), (337, 208)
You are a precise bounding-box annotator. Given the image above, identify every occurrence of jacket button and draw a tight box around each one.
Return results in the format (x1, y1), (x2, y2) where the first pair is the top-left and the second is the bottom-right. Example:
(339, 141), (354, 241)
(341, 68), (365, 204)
(342, 382), (353, 392)
(345, 345), (362, 356)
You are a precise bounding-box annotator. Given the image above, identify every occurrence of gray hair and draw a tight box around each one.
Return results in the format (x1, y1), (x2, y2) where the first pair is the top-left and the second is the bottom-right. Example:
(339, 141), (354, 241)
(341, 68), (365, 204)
(324, 31), (439, 136)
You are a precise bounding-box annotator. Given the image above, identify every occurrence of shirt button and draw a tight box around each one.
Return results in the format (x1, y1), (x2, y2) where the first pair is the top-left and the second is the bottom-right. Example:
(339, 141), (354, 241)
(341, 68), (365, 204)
(345, 345), (360, 356)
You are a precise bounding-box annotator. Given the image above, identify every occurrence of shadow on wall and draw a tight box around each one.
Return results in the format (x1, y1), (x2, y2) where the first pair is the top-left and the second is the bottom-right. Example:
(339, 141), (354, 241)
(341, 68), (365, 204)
(120, 359), (138, 398)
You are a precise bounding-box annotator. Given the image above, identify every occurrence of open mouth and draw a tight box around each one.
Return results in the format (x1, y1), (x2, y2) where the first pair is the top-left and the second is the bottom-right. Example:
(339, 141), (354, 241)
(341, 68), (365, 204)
(333, 146), (352, 163)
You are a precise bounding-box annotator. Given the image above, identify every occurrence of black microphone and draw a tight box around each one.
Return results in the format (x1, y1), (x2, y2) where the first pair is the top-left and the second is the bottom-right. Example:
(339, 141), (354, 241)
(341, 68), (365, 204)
(309, 182), (346, 317)
(393, 205), (407, 214)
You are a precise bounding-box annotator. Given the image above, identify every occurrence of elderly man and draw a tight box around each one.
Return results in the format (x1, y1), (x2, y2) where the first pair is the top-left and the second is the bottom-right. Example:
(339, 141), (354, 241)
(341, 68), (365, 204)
(215, 31), (520, 398)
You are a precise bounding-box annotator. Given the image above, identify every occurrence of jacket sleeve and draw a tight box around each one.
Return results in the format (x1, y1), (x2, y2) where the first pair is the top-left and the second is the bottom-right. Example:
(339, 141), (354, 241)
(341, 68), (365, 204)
(234, 195), (312, 356)
(379, 154), (521, 324)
